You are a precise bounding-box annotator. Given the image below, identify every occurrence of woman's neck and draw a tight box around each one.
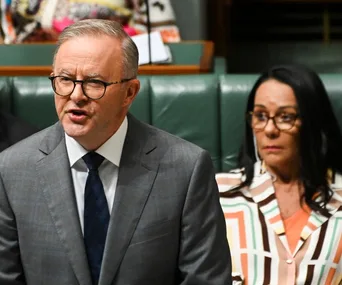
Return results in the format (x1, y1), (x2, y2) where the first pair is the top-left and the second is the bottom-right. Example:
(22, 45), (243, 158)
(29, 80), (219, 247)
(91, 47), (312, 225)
(265, 163), (306, 218)
(265, 163), (300, 185)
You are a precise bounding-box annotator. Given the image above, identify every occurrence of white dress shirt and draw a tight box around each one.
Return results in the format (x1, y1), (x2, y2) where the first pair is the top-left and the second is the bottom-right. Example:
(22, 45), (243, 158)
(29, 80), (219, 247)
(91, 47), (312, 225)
(65, 117), (128, 233)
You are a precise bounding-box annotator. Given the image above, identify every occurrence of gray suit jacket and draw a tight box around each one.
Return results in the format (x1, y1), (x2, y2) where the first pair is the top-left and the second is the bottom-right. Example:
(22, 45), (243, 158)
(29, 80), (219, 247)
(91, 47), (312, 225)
(0, 114), (232, 285)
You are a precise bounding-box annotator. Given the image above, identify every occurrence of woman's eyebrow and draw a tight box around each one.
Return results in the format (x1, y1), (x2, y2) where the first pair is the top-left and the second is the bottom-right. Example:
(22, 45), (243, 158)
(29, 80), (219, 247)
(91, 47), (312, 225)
(278, 105), (298, 110)
(253, 105), (298, 110)
(253, 104), (266, 108)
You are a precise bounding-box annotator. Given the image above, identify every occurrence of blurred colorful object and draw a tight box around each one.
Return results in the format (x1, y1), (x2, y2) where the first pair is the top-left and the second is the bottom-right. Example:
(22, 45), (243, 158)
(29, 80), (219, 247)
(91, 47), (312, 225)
(131, 0), (180, 43)
(0, 0), (180, 43)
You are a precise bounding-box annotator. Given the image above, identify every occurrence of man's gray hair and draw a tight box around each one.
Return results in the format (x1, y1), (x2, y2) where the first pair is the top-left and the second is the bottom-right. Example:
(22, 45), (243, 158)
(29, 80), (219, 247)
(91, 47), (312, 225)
(54, 19), (139, 78)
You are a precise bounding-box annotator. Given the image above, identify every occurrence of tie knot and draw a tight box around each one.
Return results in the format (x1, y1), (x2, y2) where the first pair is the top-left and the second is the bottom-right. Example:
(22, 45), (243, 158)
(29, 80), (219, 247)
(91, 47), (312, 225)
(83, 152), (105, 171)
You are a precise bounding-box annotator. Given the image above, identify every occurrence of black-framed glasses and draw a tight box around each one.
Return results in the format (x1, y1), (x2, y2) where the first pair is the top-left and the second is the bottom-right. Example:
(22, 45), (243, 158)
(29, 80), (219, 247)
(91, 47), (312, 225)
(48, 76), (134, 100)
(247, 111), (300, 131)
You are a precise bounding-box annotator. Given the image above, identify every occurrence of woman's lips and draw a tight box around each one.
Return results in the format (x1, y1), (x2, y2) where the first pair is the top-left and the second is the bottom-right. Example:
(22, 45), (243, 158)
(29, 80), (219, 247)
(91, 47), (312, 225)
(263, 146), (283, 152)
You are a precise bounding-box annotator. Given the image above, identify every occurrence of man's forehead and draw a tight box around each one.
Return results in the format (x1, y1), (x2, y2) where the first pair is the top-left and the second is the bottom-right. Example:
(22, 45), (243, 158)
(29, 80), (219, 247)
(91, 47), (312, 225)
(59, 34), (121, 48)
(55, 36), (121, 61)
(53, 36), (123, 75)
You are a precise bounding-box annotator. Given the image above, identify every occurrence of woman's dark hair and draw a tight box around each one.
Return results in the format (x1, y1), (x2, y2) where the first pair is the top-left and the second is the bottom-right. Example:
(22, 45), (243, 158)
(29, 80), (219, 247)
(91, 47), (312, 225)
(231, 64), (342, 216)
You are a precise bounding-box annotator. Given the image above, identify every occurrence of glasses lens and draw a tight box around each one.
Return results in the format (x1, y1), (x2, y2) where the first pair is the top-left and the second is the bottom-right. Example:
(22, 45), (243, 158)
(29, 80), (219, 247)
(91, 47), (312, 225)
(276, 122), (293, 130)
(53, 77), (75, 96)
(249, 111), (298, 131)
(83, 80), (105, 99)
(275, 113), (297, 130)
(52, 77), (106, 99)
(250, 112), (267, 130)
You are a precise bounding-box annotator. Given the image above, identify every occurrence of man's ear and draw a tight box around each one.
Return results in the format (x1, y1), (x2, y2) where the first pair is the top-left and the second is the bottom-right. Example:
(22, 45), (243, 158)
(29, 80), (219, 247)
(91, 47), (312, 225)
(124, 79), (140, 107)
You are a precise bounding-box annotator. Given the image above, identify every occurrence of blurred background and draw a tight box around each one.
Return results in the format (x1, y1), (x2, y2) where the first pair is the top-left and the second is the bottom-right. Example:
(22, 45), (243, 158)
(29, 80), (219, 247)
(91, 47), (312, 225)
(208, 0), (342, 73)
(2, 0), (342, 74)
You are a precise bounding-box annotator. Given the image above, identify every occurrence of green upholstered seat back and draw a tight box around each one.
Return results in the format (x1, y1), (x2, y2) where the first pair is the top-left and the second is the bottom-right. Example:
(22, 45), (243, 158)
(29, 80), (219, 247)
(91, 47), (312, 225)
(4, 74), (342, 173)
(11, 76), (57, 129)
(8, 76), (152, 129)
(129, 76), (151, 124)
(0, 77), (12, 112)
(320, 75), (342, 131)
(149, 75), (221, 170)
(219, 75), (258, 172)
(6, 75), (221, 170)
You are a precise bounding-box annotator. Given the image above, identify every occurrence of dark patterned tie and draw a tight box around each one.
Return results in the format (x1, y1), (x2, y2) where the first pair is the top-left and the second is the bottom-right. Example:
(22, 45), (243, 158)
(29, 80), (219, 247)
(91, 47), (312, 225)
(83, 152), (109, 285)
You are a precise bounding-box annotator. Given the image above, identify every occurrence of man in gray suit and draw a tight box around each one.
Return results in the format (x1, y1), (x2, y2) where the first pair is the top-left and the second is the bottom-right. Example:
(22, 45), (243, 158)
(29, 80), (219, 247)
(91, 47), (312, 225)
(0, 19), (232, 285)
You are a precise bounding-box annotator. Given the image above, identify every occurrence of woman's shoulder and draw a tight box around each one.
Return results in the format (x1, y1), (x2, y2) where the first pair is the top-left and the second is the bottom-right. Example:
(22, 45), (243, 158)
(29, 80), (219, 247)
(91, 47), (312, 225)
(215, 168), (245, 193)
(330, 172), (342, 199)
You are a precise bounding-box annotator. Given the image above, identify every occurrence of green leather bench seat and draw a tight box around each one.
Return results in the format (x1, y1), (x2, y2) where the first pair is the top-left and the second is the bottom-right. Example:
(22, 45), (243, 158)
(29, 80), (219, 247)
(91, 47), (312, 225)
(150, 75), (221, 170)
(128, 76), (150, 124)
(1, 74), (342, 172)
(219, 75), (258, 171)
(9, 76), (152, 130)
(11, 76), (58, 129)
(0, 78), (12, 111)
(319, 75), (342, 131)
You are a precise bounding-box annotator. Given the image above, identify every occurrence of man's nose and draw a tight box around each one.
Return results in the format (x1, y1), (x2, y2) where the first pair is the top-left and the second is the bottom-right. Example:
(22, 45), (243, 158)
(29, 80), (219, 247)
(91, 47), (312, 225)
(70, 82), (88, 102)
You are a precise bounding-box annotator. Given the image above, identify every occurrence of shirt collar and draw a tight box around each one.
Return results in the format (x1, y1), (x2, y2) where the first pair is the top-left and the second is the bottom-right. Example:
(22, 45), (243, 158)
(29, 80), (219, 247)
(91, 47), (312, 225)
(65, 116), (128, 167)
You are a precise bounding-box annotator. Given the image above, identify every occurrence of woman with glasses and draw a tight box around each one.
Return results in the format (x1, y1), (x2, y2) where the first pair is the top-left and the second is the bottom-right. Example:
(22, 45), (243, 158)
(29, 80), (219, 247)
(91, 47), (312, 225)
(217, 64), (342, 285)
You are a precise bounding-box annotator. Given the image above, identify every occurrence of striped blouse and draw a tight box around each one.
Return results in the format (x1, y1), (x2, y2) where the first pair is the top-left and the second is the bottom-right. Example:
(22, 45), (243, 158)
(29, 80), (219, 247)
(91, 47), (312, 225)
(216, 162), (342, 285)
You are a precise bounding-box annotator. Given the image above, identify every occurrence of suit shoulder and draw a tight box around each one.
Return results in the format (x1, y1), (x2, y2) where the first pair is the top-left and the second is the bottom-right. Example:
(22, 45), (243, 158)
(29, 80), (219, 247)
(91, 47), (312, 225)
(128, 114), (204, 153)
(142, 121), (205, 154)
(131, 118), (210, 174)
(2, 112), (39, 138)
(0, 124), (55, 166)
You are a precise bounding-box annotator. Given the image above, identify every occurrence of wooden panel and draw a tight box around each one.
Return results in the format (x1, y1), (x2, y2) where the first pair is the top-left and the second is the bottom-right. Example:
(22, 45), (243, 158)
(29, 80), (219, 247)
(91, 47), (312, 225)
(139, 41), (214, 74)
(0, 66), (51, 76)
(0, 41), (214, 76)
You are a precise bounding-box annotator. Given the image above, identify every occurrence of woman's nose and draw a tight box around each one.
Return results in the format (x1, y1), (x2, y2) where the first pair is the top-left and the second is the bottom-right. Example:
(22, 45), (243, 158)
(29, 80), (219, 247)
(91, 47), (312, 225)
(264, 117), (280, 136)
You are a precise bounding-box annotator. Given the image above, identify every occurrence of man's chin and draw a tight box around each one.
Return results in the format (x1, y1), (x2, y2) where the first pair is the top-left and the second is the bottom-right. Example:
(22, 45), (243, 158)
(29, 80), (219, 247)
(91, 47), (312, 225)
(63, 124), (90, 139)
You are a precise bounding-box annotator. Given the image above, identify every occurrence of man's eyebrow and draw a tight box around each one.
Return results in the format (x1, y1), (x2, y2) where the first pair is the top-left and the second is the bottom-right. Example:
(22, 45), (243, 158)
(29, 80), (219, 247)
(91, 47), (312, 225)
(85, 73), (104, 79)
(55, 69), (74, 76)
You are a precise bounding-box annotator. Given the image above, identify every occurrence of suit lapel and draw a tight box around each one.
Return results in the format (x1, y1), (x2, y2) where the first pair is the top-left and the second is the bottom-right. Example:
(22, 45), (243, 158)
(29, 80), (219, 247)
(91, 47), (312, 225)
(99, 115), (159, 285)
(37, 124), (92, 285)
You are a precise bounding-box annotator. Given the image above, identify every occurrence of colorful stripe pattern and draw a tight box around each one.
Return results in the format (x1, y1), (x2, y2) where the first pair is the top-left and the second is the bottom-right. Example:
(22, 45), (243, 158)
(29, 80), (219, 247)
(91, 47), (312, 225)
(217, 162), (342, 285)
